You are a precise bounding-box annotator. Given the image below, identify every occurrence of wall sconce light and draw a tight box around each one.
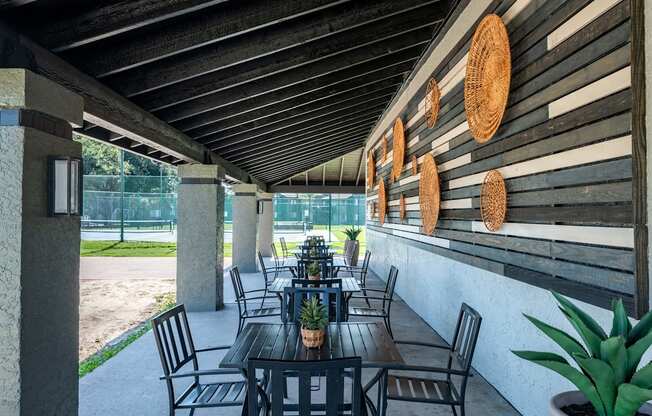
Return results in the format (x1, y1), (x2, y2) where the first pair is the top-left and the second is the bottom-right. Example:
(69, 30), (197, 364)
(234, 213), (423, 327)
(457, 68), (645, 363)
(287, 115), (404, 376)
(257, 200), (264, 214)
(48, 156), (82, 216)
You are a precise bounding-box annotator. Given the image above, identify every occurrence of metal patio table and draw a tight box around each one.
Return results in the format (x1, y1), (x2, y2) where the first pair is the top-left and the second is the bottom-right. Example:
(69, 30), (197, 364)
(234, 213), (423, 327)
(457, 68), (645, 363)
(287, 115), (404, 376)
(221, 322), (403, 416)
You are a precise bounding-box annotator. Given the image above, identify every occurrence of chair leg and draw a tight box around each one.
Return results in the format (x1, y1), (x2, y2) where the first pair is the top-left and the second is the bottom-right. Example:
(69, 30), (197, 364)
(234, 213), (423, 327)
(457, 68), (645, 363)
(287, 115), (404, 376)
(260, 289), (266, 309)
(362, 288), (371, 307)
(451, 405), (458, 416)
(384, 317), (393, 339)
(237, 317), (244, 336)
(189, 409), (195, 416)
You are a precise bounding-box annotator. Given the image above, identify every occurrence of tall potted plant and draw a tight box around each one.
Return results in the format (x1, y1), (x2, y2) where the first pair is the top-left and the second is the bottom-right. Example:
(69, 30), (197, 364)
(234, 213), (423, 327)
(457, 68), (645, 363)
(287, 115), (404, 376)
(343, 226), (362, 266)
(299, 297), (328, 349)
(513, 291), (652, 416)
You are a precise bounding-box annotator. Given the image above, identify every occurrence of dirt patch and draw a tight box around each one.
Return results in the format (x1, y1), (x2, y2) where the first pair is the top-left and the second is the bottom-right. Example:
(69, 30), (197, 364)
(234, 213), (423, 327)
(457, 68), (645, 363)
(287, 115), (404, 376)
(79, 279), (175, 361)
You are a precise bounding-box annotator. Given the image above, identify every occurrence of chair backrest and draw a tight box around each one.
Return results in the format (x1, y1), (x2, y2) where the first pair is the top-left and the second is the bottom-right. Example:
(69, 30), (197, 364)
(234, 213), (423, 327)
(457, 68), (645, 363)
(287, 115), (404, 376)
(382, 266), (399, 312)
(230, 266), (248, 312)
(248, 358), (362, 416)
(283, 286), (343, 323)
(279, 237), (289, 255)
(152, 304), (198, 378)
(271, 243), (282, 266)
(449, 303), (482, 373)
(297, 257), (333, 279)
(360, 250), (371, 271)
(257, 251), (272, 286)
(291, 278), (342, 288)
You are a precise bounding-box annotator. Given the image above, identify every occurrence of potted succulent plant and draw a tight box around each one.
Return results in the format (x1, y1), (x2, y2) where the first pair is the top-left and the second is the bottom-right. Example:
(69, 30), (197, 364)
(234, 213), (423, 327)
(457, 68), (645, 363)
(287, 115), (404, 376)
(306, 261), (321, 281)
(513, 291), (652, 416)
(343, 226), (362, 266)
(299, 297), (328, 349)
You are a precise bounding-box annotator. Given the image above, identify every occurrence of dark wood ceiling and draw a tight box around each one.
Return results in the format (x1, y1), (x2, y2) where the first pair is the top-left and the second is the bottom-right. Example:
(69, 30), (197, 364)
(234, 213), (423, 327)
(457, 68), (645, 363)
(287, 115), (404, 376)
(2, 0), (452, 185)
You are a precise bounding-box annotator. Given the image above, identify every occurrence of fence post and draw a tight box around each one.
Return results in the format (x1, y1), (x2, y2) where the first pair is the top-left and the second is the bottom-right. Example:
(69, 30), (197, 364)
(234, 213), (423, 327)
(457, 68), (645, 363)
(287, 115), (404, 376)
(119, 149), (125, 242)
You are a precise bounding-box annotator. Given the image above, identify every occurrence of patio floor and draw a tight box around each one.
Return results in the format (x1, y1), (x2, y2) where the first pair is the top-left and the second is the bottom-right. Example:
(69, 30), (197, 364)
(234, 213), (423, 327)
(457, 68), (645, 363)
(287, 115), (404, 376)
(79, 265), (521, 416)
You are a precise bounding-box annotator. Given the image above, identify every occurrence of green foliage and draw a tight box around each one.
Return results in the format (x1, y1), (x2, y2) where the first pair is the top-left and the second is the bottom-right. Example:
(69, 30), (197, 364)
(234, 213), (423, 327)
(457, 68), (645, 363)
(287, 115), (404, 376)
(306, 262), (320, 276)
(299, 297), (329, 331)
(343, 226), (362, 241)
(513, 292), (652, 416)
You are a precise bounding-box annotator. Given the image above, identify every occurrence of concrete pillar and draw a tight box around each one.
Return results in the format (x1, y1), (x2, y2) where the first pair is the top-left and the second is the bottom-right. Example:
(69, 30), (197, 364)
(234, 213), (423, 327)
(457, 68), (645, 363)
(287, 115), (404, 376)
(176, 164), (225, 311)
(0, 69), (83, 416)
(232, 183), (259, 272)
(258, 192), (274, 257)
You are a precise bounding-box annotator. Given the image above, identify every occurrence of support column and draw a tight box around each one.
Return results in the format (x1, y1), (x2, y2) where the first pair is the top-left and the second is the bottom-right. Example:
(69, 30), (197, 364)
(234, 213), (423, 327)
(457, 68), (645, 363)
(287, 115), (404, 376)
(232, 183), (258, 272)
(177, 164), (225, 311)
(0, 69), (83, 416)
(258, 192), (274, 256)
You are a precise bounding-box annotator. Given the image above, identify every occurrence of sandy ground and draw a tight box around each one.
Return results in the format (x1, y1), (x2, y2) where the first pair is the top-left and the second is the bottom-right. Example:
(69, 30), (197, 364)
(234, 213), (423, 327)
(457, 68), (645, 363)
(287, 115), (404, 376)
(79, 279), (175, 361)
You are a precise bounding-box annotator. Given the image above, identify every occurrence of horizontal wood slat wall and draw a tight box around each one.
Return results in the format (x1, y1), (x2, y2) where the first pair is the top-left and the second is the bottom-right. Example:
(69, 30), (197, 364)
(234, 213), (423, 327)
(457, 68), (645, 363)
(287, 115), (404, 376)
(365, 0), (645, 315)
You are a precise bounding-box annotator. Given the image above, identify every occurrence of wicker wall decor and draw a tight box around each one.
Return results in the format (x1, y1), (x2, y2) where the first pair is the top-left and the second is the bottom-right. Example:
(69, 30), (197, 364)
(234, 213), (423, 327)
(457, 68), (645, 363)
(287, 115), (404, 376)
(391, 118), (405, 181)
(378, 178), (387, 225)
(480, 169), (507, 231)
(425, 77), (440, 128)
(411, 154), (418, 175)
(367, 153), (375, 190)
(399, 193), (406, 221)
(419, 153), (440, 235)
(464, 14), (511, 143)
(382, 134), (388, 162)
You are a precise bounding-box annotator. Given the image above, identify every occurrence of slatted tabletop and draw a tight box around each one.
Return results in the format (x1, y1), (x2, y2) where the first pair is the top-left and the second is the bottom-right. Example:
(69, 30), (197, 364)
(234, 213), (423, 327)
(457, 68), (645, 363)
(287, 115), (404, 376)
(268, 276), (361, 293)
(220, 322), (403, 369)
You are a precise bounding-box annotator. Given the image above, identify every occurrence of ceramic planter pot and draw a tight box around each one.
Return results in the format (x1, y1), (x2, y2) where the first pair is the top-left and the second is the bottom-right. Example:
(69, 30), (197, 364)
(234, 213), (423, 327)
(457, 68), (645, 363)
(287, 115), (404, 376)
(550, 391), (652, 415)
(308, 273), (320, 281)
(301, 327), (325, 348)
(345, 239), (360, 266)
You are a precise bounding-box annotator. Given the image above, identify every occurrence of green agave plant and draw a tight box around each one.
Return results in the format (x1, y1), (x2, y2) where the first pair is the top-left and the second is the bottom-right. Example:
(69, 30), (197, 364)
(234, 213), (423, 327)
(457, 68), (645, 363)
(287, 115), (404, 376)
(513, 292), (652, 416)
(343, 226), (362, 241)
(299, 297), (328, 331)
(306, 262), (320, 276)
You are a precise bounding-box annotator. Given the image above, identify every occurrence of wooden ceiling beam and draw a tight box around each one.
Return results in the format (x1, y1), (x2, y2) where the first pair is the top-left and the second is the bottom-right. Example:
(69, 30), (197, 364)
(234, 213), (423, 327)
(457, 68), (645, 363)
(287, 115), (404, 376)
(28, 0), (230, 52)
(183, 78), (402, 139)
(60, 0), (345, 77)
(355, 150), (365, 186)
(339, 157), (345, 186)
(171, 66), (410, 132)
(145, 32), (429, 116)
(269, 184), (364, 194)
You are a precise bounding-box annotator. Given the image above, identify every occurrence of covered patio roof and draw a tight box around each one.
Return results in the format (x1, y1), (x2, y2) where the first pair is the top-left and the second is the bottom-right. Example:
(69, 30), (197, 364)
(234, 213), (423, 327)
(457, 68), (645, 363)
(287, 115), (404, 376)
(0, 0), (454, 187)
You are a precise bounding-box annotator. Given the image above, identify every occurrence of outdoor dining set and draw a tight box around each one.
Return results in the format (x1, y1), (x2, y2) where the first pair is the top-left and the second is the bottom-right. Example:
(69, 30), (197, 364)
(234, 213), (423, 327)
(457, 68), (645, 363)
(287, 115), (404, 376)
(151, 236), (483, 416)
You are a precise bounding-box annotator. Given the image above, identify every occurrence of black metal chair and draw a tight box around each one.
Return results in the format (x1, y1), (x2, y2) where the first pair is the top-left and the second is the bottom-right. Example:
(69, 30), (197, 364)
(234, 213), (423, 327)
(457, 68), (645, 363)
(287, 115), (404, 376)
(296, 256), (334, 279)
(231, 266), (281, 335)
(152, 304), (245, 416)
(347, 265), (398, 338)
(271, 243), (293, 271)
(279, 237), (290, 263)
(258, 251), (294, 290)
(282, 286), (343, 323)
(248, 357), (363, 416)
(376, 303), (482, 416)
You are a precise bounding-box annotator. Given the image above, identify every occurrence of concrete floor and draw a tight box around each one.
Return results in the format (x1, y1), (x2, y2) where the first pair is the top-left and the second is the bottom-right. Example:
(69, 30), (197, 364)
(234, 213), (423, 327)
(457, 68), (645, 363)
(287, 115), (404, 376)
(79, 268), (521, 416)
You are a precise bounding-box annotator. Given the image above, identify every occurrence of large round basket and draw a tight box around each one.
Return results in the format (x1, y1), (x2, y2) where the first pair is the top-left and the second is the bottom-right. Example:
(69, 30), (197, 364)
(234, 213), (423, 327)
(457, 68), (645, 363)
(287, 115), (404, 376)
(382, 135), (388, 162)
(419, 154), (440, 235)
(367, 153), (375, 190)
(392, 118), (405, 181)
(480, 169), (507, 231)
(425, 77), (440, 128)
(400, 194), (406, 221)
(465, 14), (511, 143)
(411, 154), (418, 175)
(378, 178), (387, 225)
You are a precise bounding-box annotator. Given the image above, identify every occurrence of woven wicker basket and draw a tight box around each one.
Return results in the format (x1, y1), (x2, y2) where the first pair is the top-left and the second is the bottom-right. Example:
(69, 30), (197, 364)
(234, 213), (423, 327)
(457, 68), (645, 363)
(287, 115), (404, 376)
(465, 14), (511, 143)
(367, 153), (375, 190)
(480, 170), (507, 231)
(400, 194), (406, 221)
(412, 154), (418, 175)
(425, 77), (440, 128)
(392, 118), (405, 181)
(301, 328), (325, 349)
(382, 135), (388, 162)
(378, 178), (387, 225)
(419, 154), (440, 235)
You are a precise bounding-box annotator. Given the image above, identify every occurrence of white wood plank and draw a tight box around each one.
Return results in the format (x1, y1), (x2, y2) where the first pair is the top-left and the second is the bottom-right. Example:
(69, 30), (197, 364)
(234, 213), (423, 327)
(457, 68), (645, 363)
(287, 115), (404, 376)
(381, 222), (421, 233)
(406, 107), (425, 129)
(548, 66), (631, 118)
(440, 198), (472, 209)
(438, 153), (472, 172)
(502, 0), (535, 24)
(472, 221), (633, 248)
(400, 173), (421, 186)
(393, 229), (451, 248)
(431, 121), (469, 150)
(547, 0), (622, 50)
(440, 53), (468, 97)
(447, 135), (632, 189)
(407, 135), (420, 148)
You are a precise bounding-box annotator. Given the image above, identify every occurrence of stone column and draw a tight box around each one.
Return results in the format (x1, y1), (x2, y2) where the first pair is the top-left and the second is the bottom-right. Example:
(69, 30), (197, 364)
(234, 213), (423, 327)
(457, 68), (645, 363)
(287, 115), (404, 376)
(0, 69), (83, 416)
(176, 164), (225, 311)
(232, 183), (259, 272)
(257, 192), (274, 257)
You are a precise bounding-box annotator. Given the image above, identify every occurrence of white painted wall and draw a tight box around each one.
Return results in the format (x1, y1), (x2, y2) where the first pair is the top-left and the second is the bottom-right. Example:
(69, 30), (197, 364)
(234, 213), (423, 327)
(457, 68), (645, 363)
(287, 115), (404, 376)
(367, 228), (619, 416)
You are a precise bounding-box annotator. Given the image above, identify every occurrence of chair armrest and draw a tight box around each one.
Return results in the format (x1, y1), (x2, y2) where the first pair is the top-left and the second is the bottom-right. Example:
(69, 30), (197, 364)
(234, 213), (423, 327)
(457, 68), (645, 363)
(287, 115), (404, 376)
(195, 345), (232, 353)
(160, 368), (241, 380)
(362, 288), (386, 293)
(394, 340), (451, 350)
(243, 296), (280, 302)
(384, 363), (468, 376)
(244, 289), (268, 294)
(349, 295), (389, 302)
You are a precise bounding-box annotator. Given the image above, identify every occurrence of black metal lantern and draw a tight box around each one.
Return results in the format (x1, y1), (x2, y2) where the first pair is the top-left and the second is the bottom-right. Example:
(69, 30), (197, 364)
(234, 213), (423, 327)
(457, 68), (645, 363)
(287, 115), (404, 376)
(48, 156), (82, 216)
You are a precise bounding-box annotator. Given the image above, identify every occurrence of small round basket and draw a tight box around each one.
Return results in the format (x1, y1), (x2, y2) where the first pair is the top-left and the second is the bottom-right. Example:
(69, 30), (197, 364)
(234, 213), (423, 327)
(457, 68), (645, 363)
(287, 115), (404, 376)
(367, 153), (375, 190)
(480, 169), (507, 231)
(411, 154), (418, 175)
(378, 178), (387, 225)
(464, 14), (511, 143)
(400, 194), (406, 221)
(419, 154), (440, 235)
(392, 118), (405, 181)
(301, 328), (325, 349)
(425, 77), (440, 128)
